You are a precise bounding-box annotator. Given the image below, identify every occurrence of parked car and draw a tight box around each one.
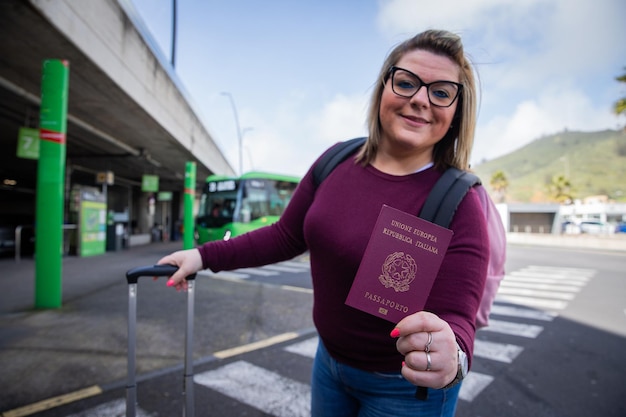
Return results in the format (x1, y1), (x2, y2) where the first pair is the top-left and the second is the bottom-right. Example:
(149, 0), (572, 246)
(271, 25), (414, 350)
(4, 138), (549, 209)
(0, 226), (16, 256)
(615, 223), (626, 234)
(563, 220), (613, 235)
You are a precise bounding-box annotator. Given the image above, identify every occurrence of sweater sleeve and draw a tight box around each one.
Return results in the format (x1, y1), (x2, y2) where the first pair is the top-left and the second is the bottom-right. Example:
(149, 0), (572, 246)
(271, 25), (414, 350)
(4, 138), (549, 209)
(197, 167), (318, 273)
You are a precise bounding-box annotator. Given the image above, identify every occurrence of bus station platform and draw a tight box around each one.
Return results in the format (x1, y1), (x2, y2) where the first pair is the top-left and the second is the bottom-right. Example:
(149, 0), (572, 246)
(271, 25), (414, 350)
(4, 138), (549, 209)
(1, 234), (625, 416)
(0, 241), (185, 414)
(0, 240), (317, 416)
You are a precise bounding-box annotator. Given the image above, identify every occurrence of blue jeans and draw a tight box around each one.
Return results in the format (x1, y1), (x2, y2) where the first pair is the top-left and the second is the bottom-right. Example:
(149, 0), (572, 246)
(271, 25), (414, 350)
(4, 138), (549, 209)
(311, 341), (461, 417)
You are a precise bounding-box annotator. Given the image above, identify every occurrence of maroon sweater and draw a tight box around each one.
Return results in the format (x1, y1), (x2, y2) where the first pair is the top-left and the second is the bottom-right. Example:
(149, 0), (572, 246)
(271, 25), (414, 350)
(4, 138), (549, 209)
(198, 151), (489, 372)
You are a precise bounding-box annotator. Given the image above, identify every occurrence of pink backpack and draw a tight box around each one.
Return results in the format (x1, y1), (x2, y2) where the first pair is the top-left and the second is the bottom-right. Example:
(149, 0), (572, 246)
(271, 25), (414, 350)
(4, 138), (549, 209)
(474, 185), (506, 328)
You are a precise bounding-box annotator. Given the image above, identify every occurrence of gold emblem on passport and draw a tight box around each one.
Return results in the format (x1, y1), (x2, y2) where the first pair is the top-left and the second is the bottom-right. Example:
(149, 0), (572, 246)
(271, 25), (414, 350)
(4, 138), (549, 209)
(378, 252), (417, 292)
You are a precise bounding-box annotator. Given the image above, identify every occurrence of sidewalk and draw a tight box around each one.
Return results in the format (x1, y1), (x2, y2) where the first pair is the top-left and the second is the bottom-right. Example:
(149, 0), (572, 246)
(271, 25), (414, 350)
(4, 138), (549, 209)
(1, 234), (623, 416)
(0, 241), (316, 415)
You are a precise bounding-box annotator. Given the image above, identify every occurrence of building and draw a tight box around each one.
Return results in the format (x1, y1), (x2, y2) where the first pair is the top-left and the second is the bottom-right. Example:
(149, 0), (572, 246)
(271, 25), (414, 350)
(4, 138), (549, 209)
(0, 0), (235, 257)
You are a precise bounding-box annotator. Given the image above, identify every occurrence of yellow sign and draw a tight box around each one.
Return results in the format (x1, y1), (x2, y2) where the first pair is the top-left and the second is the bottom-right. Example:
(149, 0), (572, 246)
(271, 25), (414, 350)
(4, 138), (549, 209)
(96, 171), (114, 185)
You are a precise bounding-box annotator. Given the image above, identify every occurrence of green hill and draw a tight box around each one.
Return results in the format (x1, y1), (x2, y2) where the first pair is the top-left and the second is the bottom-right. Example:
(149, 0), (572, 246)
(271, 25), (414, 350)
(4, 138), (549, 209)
(472, 129), (626, 203)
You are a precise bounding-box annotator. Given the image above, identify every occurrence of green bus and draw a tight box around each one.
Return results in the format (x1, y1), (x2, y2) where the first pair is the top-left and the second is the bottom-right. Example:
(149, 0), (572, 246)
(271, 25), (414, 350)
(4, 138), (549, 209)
(196, 171), (301, 243)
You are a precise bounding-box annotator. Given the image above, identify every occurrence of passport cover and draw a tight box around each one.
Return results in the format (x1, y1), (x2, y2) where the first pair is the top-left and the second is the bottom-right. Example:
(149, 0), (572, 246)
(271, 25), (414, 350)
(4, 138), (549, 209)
(345, 204), (453, 323)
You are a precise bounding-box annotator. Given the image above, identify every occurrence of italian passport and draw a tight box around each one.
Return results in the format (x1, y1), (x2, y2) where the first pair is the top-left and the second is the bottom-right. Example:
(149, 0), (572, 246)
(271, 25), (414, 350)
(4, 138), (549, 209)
(345, 204), (453, 323)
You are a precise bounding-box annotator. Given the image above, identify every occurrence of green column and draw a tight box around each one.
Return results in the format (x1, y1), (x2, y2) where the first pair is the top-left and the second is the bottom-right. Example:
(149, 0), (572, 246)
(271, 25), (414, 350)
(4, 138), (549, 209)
(183, 162), (196, 249)
(35, 60), (69, 309)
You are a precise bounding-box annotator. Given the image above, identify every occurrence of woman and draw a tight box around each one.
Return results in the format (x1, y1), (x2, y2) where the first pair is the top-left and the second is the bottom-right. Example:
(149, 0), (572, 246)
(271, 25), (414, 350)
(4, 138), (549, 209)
(159, 29), (488, 417)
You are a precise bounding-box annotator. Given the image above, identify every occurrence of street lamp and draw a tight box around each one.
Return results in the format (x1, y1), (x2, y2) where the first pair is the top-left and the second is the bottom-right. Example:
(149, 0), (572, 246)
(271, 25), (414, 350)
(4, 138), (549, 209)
(220, 92), (243, 175)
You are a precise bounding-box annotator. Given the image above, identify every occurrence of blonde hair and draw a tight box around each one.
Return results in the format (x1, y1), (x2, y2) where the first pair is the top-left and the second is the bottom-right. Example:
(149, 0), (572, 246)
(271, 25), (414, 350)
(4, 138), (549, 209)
(356, 29), (478, 170)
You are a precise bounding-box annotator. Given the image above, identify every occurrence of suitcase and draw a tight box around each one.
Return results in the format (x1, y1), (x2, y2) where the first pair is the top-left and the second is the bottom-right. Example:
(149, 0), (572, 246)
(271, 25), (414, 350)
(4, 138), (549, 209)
(125, 264), (197, 417)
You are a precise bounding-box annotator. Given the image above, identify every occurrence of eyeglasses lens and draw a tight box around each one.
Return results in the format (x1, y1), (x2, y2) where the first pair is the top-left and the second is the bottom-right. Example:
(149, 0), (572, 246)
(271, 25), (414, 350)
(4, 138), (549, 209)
(391, 69), (459, 107)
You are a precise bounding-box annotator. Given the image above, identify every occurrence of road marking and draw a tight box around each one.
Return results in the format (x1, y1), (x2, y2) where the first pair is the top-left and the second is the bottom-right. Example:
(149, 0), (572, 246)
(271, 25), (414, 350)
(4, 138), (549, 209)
(459, 372), (494, 402)
(194, 361), (311, 417)
(280, 261), (311, 269)
(63, 398), (154, 417)
(496, 287), (576, 300)
(198, 270), (250, 280)
(214, 332), (301, 359)
(197, 260), (311, 281)
(241, 267), (279, 276)
(500, 281), (585, 292)
(482, 319), (544, 338)
(474, 340), (523, 363)
(284, 336), (318, 358)
(258, 264), (302, 272)
(263, 264), (308, 273)
(279, 285), (313, 294)
(1, 385), (102, 417)
(525, 265), (595, 275)
(503, 275), (589, 286)
(495, 294), (568, 310)
(508, 270), (591, 281)
(489, 304), (556, 322)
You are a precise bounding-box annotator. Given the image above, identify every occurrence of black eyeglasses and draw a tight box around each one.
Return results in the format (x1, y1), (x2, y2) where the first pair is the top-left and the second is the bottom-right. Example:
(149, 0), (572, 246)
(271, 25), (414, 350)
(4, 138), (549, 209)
(386, 66), (462, 108)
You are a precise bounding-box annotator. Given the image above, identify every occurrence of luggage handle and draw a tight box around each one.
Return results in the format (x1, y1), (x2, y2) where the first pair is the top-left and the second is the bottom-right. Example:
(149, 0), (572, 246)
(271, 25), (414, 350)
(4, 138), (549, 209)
(126, 264), (197, 284)
(126, 264), (196, 417)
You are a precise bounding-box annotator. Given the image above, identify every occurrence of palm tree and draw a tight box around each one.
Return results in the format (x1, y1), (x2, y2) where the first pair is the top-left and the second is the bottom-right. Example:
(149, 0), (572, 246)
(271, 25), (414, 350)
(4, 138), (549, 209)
(615, 67), (626, 117)
(489, 170), (508, 203)
(546, 174), (574, 204)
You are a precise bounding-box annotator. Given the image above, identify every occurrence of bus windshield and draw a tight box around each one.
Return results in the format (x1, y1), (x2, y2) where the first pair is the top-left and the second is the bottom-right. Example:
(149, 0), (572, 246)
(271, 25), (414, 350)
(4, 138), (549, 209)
(196, 172), (299, 243)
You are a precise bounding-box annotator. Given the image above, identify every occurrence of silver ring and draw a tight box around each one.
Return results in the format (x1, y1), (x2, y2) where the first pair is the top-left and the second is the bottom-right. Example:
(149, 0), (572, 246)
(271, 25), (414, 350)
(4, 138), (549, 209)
(425, 332), (433, 353)
(425, 351), (432, 371)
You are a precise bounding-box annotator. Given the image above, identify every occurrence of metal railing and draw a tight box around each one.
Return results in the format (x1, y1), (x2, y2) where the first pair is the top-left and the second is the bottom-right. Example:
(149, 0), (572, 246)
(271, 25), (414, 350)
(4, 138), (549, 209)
(14, 224), (77, 262)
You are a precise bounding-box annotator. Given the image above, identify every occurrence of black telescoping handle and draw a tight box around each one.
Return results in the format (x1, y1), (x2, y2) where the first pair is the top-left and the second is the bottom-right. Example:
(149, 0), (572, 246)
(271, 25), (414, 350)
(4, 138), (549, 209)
(125, 264), (196, 284)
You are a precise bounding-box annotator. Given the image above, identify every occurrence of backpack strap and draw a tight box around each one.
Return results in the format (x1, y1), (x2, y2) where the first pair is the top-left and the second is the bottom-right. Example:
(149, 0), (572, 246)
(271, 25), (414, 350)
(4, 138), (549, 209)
(312, 139), (481, 228)
(419, 167), (481, 228)
(312, 137), (366, 187)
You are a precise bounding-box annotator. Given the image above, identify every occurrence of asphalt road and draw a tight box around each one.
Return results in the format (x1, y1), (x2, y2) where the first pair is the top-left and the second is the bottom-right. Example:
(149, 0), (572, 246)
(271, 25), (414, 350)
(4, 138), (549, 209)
(5, 244), (626, 417)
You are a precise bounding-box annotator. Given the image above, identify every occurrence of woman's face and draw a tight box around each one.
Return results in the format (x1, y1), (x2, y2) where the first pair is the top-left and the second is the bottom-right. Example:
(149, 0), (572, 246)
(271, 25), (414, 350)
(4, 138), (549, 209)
(379, 49), (460, 156)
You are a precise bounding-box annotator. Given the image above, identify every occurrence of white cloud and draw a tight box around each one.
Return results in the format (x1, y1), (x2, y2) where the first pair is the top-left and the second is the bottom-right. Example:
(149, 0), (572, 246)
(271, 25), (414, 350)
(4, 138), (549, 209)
(223, 92), (369, 177)
(474, 88), (621, 163)
(377, 0), (626, 165)
(310, 94), (370, 145)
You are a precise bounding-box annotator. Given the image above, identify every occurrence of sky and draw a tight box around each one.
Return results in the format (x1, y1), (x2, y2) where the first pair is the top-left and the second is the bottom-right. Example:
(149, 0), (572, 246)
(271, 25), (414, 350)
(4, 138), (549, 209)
(129, 0), (626, 178)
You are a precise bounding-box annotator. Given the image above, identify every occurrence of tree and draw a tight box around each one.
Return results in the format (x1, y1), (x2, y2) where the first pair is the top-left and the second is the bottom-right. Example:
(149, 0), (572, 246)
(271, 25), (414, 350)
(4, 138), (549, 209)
(546, 174), (574, 204)
(615, 67), (626, 120)
(489, 170), (508, 203)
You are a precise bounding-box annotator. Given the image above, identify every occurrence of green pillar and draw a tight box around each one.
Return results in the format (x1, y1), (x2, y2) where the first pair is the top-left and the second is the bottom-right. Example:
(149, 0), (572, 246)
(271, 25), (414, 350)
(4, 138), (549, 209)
(35, 60), (69, 309)
(183, 162), (196, 250)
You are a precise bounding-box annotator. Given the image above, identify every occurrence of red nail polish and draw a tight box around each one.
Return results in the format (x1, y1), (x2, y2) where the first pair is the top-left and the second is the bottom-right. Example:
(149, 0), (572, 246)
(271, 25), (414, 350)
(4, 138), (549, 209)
(390, 328), (400, 338)
(402, 361), (406, 367)
(166, 280), (174, 287)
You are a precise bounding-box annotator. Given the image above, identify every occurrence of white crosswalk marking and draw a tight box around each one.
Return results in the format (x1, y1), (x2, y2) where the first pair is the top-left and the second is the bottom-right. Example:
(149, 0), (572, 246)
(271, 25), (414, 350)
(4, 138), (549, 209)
(508, 270), (590, 281)
(500, 281), (585, 292)
(280, 261), (312, 269)
(284, 336), (318, 358)
(482, 319), (544, 337)
(502, 275), (588, 285)
(198, 270), (250, 279)
(495, 294), (569, 310)
(489, 304), (556, 321)
(64, 264), (597, 416)
(496, 286), (576, 300)
(242, 267), (279, 276)
(459, 372), (494, 402)
(194, 360), (311, 417)
(263, 264), (307, 273)
(474, 339), (523, 363)
(197, 259), (311, 281)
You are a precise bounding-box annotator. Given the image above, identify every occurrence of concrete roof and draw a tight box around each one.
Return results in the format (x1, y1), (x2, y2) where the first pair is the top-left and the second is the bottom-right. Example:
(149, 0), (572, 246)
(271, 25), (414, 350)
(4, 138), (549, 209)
(0, 0), (235, 196)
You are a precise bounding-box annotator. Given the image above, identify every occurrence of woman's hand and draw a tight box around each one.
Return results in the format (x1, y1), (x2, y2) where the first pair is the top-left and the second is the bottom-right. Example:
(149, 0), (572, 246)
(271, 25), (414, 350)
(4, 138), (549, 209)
(391, 311), (459, 389)
(156, 249), (203, 291)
